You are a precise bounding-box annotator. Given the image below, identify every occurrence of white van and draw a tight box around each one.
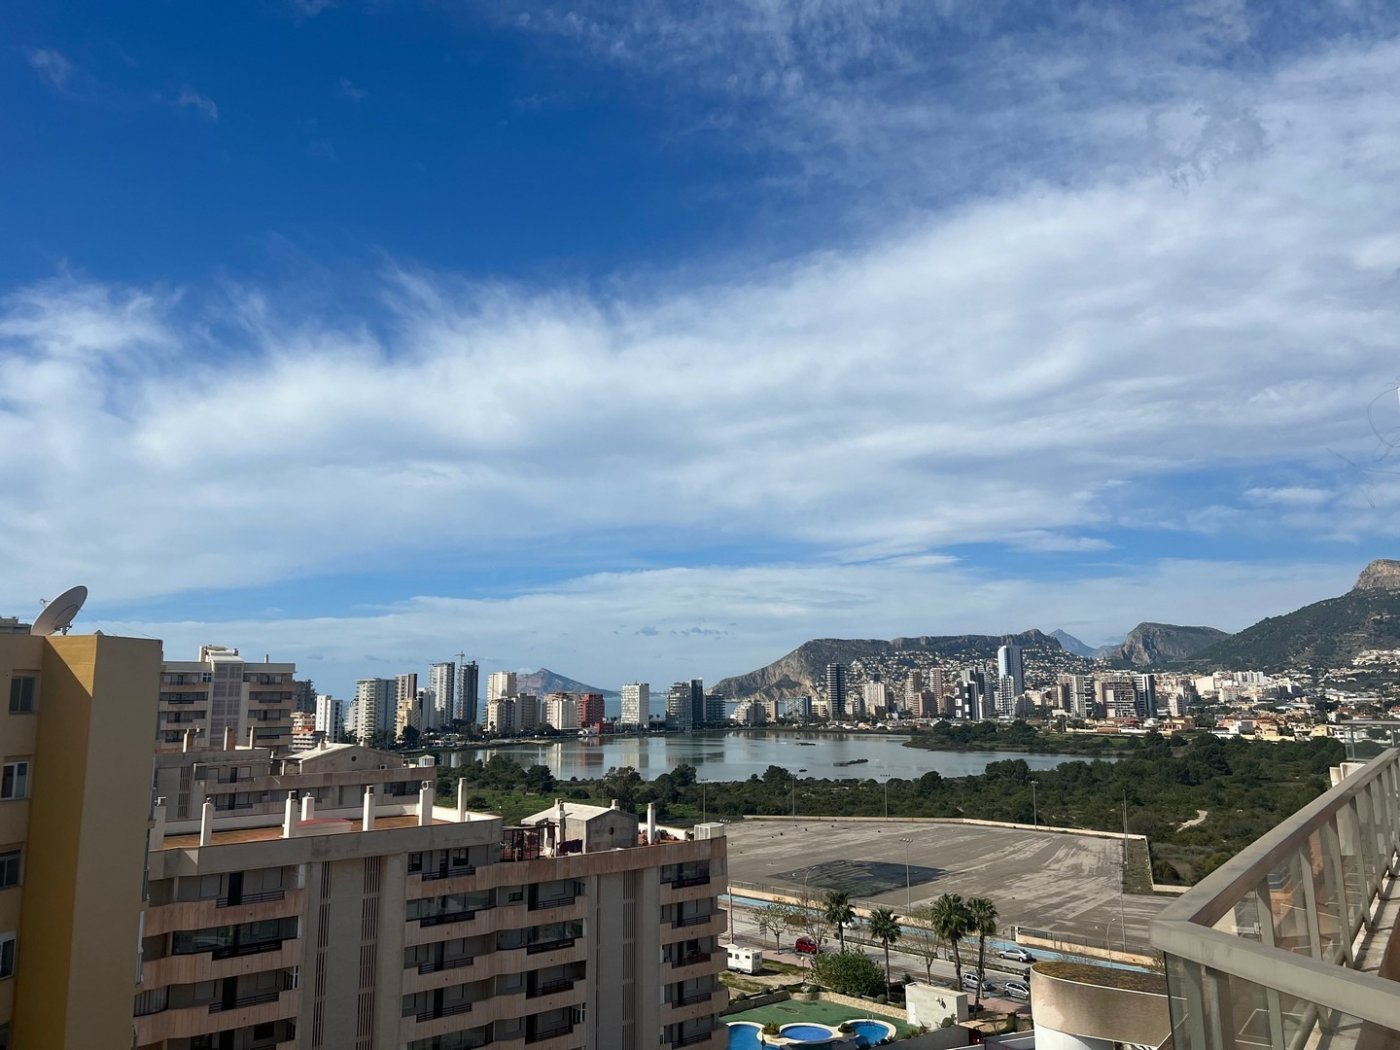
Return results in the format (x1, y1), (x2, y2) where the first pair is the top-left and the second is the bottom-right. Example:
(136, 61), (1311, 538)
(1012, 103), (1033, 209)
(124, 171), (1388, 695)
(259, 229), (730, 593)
(725, 944), (763, 974)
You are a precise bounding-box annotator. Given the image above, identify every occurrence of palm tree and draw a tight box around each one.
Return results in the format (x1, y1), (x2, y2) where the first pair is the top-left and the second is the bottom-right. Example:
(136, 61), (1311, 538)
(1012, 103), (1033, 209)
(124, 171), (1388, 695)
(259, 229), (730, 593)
(966, 897), (999, 1010)
(928, 893), (969, 984)
(867, 907), (902, 998)
(823, 890), (856, 950)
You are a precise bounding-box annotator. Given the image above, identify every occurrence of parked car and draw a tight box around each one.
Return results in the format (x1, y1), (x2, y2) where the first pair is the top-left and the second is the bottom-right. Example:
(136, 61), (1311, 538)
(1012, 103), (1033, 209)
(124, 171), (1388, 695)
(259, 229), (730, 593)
(997, 946), (1035, 963)
(961, 972), (998, 994)
(1004, 979), (1031, 1000)
(794, 937), (822, 955)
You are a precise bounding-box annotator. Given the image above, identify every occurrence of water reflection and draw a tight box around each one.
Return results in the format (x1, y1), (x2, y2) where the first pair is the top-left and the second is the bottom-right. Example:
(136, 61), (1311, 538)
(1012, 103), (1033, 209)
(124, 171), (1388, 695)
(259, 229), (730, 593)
(436, 731), (1103, 782)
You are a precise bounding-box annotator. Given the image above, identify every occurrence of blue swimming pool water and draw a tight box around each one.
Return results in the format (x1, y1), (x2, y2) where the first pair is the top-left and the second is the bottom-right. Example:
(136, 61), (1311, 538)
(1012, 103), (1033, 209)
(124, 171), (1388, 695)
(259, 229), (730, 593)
(849, 1019), (893, 1045)
(780, 1023), (837, 1043)
(727, 1023), (762, 1050)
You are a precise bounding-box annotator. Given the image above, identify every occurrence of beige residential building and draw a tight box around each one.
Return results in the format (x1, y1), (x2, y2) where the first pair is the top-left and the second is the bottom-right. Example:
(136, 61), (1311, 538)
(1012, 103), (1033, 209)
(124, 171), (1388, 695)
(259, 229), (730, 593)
(1, 629), (162, 1049)
(158, 647), (296, 753)
(139, 743), (729, 1050)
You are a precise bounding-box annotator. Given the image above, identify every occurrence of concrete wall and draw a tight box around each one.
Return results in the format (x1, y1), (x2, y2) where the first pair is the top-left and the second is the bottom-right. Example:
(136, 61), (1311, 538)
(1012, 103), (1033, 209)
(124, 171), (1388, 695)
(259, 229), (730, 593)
(906, 981), (970, 1025)
(1030, 969), (1169, 1046)
(16, 634), (161, 1050)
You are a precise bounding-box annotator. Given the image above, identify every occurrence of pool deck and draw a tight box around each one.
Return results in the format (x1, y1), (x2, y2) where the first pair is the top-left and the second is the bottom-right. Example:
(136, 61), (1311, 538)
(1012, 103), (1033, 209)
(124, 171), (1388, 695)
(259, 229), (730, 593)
(723, 817), (1168, 951)
(725, 999), (915, 1037)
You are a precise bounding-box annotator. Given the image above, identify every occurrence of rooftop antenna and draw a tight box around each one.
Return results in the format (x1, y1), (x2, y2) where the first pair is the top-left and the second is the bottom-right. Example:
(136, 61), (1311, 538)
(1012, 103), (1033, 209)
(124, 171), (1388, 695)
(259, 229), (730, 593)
(32, 585), (88, 637)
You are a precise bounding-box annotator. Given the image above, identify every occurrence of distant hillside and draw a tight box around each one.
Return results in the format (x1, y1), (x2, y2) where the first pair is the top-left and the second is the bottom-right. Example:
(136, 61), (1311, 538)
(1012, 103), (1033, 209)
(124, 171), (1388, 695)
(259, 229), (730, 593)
(1189, 560), (1400, 670)
(1108, 622), (1231, 667)
(1050, 629), (1098, 658)
(713, 630), (1061, 700)
(516, 668), (614, 696)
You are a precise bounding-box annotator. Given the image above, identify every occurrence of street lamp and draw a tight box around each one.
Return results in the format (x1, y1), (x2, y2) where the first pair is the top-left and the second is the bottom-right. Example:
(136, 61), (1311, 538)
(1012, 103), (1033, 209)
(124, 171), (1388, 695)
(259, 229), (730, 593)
(1030, 780), (1037, 827)
(900, 836), (913, 912)
(880, 775), (891, 819)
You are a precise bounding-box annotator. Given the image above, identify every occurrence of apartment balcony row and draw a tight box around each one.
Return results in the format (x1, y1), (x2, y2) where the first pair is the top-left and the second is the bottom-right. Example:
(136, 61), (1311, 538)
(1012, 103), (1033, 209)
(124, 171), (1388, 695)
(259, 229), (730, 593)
(403, 899), (588, 947)
(665, 949), (728, 983)
(661, 911), (726, 945)
(133, 989), (298, 1044)
(666, 1025), (726, 1049)
(143, 938), (302, 988)
(663, 988), (727, 1026)
(1151, 749), (1400, 1050)
(144, 889), (302, 937)
(400, 981), (588, 1042)
(660, 878), (719, 906)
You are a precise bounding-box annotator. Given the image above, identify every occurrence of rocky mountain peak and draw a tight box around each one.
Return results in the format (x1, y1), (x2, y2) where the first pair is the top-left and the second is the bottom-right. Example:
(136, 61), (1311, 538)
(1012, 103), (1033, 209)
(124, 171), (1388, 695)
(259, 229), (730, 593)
(1352, 559), (1400, 593)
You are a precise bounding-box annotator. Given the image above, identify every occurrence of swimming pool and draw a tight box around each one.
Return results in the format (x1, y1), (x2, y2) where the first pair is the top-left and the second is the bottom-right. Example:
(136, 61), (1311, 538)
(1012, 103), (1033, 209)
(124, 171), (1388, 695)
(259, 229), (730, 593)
(779, 1023), (839, 1043)
(848, 1018), (895, 1045)
(727, 1022), (763, 1049)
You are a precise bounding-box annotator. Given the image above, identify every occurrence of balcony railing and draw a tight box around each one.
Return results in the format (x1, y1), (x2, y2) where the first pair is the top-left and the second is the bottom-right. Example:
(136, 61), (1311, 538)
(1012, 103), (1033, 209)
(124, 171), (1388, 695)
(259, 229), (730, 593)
(668, 874), (711, 889)
(1151, 749), (1400, 1050)
(673, 913), (713, 928)
(528, 978), (575, 998)
(671, 990), (713, 1007)
(529, 895), (576, 911)
(209, 990), (281, 1013)
(210, 939), (284, 960)
(420, 866), (476, 882)
(671, 1029), (717, 1047)
(416, 1000), (473, 1022)
(416, 956), (474, 975)
(526, 1025), (574, 1043)
(670, 950), (713, 968)
(524, 937), (576, 955)
(217, 889), (286, 907)
(418, 910), (479, 927)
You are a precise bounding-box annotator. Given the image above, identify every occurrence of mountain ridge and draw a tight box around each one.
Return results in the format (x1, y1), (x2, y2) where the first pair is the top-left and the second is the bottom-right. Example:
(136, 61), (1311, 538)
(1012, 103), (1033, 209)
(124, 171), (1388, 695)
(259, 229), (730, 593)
(515, 668), (615, 696)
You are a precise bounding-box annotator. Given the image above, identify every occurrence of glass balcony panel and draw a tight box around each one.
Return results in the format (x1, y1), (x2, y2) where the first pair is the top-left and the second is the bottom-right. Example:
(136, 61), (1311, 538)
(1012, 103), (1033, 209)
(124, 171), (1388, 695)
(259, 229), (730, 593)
(1213, 885), (1261, 940)
(1268, 850), (1311, 957)
(1308, 828), (1345, 963)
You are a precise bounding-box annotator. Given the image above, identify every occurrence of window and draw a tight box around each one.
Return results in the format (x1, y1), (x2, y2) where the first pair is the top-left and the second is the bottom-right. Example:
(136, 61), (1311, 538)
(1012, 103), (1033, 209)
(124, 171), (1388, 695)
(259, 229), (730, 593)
(7, 677), (36, 714)
(0, 850), (19, 889)
(0, 933), (14, 979)
(0, 763), (28, 801)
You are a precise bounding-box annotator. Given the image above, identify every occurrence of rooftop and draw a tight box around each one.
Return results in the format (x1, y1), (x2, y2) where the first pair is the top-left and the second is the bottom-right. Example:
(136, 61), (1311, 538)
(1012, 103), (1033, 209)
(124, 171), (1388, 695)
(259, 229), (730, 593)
(161, 814), (440, 848)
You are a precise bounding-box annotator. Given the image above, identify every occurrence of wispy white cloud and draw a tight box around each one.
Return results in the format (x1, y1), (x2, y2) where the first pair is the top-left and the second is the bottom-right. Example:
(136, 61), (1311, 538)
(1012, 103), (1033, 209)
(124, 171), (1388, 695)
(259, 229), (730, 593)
(337, 77), (367, 102)
(27, 48), (74, 92)
(173, 85), (219, 121)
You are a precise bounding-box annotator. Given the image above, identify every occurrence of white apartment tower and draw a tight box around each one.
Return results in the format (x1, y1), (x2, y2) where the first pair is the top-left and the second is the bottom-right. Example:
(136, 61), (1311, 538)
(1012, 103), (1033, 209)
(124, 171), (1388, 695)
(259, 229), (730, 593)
(997, 643), (1024, 697)
(314, 693), (343, 743)
(156, 645), (296, 752)
(488, 670), (517, 701)
(353, 677), (395, 740)
(620, 682), (650, 727)
(427, 660), (455, 728)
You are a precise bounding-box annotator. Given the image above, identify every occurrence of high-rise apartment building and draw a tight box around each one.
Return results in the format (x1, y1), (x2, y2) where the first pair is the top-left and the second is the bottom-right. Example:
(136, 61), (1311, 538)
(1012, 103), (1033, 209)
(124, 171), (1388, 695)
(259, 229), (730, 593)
(1134, 672), (1158, 719)
(666, 683), (692, 731)
(427, 661), (455, 729)
(704, 691), (727, 725)
(689, 680), (706, 729)
(578, 692), (605, 730)
(2, 628), (161, 1048)
(825, 664), (847, 719)
(620, 682), (650, 727)
(157, 645), (296, 752)
(487, 696), (516, 734)
(862, 681), (889, 716)
(996, 643), (1024, 697)
(517, 693), (540, 731)
(292, 677), (317, 714)
(314, 693), (343, 743)
(352, 678), (394, 741)
(395, 672), (420, 740)
(544, 693), (579, 731)
(487, 671), (517, 702)
(456, 660), (479, 725)
(140, 743), (730, 1050)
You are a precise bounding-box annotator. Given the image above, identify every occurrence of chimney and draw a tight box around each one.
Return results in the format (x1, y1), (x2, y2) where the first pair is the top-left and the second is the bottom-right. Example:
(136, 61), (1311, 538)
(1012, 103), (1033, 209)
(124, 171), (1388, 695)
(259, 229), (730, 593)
(457, 779), (469, 822)
(199, 800), (214, 846)
(557, 797), (567, 847)
(646, 802), (657, 845)
(282, 791), (297, 838)
(182, 728), (195, 753)
(418, 780), (434, 827)
(362, 784), (376, 830)
(222, 726), (235, 750)
(301, 794), (316, 822)
(610, 798), (620, 810)
(248, 727), (257, 749)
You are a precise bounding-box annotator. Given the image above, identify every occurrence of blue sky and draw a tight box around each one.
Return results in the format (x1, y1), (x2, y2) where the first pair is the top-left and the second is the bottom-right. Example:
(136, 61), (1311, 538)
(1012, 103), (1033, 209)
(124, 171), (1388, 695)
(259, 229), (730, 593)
(5, 1), (1400, 696)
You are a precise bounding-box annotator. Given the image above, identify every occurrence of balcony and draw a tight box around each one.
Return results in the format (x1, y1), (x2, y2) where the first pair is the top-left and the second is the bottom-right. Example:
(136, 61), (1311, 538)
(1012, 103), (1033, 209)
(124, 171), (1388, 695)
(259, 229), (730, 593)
(421, 865), (476, 882)
(529, 894), (576, 912)
(415, 1000), (474, 1023)
(217, 889), (286, 907)
(417, 956), (475, 975)
(1151, 749), (1400, 1050)
(526, 1024), (575, 1044)
(132, 989), (297, 1044)
(672, 912), (714, 929)
(669, 874), (711, 889)
(528, 978), (575, 998)
(525, 937), (576, 955)
(670, 1029), (722, 1048)
(208, 989), (282, 1013)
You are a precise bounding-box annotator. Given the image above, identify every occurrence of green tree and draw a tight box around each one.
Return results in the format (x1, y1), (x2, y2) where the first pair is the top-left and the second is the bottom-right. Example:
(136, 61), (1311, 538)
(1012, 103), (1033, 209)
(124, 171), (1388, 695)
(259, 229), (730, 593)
(823, 891), (856, 950)
(868, 907), (902, 997)
(810, 950), (884, 997)
(906, 906), (944, 984)
(399, 724), (420, 749)
(928, 894), (970, 983)
(966, 897), (999, 1010)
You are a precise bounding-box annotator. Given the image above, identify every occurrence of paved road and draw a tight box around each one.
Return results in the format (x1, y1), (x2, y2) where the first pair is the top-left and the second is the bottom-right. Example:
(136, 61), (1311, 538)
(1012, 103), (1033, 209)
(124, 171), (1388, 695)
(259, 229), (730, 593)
(724, 818), (1167, 951)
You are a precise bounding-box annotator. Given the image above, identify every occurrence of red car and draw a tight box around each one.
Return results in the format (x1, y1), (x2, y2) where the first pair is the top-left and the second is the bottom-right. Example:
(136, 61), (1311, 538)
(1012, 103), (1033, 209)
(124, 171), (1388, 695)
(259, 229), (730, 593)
(794, 937), (822, 955)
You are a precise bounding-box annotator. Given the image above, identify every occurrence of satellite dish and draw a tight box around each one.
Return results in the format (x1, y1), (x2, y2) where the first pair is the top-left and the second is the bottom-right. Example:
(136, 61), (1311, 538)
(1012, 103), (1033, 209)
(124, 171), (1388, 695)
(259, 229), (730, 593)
(32, 585), (88, 637)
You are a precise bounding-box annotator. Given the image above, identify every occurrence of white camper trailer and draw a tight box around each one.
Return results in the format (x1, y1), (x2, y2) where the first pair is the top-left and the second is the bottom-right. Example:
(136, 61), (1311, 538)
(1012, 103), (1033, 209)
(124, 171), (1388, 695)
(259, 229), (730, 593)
(725, 944), (763, 974)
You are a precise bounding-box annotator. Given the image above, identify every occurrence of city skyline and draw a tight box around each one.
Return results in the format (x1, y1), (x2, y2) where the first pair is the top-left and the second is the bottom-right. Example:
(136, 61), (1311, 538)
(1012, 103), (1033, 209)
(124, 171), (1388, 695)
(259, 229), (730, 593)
(6, 3), (1400, 693)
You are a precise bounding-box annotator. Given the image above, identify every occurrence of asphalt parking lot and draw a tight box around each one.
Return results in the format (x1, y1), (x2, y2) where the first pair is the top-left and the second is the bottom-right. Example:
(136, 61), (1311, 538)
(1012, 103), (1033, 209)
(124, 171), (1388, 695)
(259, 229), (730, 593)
(723, 818), (1168, 951)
